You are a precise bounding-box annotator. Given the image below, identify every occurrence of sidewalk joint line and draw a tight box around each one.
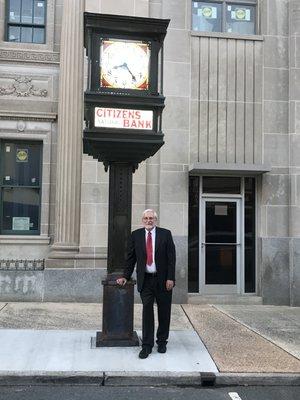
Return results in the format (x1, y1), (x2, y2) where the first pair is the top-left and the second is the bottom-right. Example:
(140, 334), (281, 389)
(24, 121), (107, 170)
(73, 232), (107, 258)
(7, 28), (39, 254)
(0, 303), (8, 313)
(211, 305), (300, 363)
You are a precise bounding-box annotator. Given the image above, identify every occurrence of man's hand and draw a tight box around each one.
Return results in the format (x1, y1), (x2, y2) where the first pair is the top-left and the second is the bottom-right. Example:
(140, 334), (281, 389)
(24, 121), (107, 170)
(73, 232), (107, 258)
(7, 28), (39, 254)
(116, 277), (127, 286)
(166, 280), (174, 291)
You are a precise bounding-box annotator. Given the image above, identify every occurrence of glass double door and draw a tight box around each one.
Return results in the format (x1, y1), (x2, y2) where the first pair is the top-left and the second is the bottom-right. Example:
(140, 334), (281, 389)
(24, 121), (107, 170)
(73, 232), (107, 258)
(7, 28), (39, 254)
(200, 198), (242, 294)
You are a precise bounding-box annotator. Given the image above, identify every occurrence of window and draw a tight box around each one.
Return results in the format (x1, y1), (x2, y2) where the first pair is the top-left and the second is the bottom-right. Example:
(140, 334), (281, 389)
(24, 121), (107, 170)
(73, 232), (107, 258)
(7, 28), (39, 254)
(244, 177), (255, 293)
(192, 1), (256, 35)
(202, 176), (241, 194)
(188, 176), (200, 292)
(6, 0), (46, 43)
(0, 140), (42, 235)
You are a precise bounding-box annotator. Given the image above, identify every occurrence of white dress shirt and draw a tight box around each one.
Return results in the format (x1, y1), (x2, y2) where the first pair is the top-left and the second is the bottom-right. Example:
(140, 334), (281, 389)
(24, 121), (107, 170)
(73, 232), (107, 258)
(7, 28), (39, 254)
(145, 227), (156, 273)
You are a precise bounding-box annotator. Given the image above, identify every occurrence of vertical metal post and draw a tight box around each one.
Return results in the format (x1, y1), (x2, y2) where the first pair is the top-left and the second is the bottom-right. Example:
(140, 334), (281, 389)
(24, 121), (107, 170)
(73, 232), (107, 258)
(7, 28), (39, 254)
(96, 162), (139, 347)
(107, 163), (133, 275)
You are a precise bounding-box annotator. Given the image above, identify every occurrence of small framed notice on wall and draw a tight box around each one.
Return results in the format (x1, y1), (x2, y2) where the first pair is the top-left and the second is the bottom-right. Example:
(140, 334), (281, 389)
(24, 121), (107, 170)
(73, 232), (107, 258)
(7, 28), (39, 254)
(12, 217), (30, 231)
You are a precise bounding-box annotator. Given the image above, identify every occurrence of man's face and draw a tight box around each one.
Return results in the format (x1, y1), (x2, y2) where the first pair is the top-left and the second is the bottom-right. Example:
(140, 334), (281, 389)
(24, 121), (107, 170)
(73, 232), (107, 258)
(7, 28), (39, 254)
(142, 211), (157, 231)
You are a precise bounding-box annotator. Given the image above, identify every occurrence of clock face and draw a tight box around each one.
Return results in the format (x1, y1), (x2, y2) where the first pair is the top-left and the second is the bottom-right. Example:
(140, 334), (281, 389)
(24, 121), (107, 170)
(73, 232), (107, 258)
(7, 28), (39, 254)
(100, 39), (150, 90)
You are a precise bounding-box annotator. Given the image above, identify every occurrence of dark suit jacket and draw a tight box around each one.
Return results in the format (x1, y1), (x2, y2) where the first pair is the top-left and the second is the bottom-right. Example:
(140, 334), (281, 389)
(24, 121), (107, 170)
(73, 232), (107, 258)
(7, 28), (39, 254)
(123, 227), (176, 292)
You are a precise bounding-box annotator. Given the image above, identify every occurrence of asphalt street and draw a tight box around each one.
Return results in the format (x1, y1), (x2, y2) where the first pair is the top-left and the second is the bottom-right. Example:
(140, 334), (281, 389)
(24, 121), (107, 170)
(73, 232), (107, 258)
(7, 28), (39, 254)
(0, 385), (299, 400)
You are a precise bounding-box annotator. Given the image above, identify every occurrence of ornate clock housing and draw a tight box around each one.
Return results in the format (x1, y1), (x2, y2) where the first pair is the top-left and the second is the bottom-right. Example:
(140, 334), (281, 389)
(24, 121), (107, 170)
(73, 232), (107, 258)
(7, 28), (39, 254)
(84, 13), (169, 164)
(100, 39), (150, 90)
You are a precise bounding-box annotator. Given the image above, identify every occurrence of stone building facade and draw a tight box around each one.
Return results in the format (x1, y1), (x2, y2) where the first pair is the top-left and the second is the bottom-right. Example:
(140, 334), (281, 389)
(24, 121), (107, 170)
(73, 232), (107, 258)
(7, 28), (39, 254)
(0, 0), (299, 305)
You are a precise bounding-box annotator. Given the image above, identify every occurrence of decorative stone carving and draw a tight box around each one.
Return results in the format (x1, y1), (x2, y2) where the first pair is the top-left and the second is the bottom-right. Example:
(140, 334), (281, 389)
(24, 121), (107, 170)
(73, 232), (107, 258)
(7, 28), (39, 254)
(0, 49), (60, 64)
(17, 120), (26, 131)
(0, 259), (45, 270)
(0, 76), (48, 97)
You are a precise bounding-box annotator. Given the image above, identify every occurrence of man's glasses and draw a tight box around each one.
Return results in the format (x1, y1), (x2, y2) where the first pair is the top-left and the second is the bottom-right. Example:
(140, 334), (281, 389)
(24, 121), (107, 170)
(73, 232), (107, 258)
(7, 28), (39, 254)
(143, 217), (156, 221)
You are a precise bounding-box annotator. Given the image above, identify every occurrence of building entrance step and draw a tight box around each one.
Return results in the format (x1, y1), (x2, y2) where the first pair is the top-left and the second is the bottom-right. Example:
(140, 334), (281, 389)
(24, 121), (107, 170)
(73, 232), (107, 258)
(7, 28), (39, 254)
(187, 295), (263, 305)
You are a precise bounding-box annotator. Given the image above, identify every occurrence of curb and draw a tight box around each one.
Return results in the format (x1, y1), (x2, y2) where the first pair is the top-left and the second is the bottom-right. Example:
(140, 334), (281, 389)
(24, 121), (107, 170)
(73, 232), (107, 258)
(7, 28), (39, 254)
(215, 373), (300, 387)
(103, 372), (215, 386)
(0, 372), (299, 387)
(0, 372), (104, 386)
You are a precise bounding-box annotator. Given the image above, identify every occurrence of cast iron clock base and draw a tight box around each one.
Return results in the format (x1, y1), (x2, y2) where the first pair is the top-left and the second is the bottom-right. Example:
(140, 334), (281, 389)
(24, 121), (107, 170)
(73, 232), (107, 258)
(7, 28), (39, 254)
(96, 331), (140, 347)
(95, 275), (140, 347)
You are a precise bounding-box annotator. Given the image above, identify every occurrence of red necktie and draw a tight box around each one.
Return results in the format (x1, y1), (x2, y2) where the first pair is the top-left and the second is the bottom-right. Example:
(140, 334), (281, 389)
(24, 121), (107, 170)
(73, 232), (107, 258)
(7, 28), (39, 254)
(146, 231), (153, 265)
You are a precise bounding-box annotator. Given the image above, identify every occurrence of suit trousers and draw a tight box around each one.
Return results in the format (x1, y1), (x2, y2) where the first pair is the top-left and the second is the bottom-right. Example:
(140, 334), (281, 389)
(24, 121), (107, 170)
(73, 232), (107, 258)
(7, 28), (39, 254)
(140, 273), (172, 349)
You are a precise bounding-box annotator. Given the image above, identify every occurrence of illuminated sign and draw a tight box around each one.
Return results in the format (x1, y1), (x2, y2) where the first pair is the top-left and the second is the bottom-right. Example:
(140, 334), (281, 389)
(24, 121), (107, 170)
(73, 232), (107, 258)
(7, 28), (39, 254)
(94, 107), (153, 130)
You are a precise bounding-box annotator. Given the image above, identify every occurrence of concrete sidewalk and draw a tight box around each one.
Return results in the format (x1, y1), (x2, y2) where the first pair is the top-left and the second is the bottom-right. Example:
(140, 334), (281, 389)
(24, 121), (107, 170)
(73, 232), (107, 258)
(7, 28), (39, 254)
(0, 302), (299, 386)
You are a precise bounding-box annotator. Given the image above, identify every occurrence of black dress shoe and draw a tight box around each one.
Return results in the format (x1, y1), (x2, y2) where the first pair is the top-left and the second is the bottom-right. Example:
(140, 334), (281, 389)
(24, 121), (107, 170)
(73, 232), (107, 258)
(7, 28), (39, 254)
(157, 343), (167, 353)
(139, 347), (152, 359)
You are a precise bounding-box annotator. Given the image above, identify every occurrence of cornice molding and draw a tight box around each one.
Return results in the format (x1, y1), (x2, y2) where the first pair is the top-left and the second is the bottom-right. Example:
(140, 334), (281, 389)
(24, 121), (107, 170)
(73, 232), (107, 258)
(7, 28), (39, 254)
(0, 49), (60, 64)
(0, 111), (57, 122)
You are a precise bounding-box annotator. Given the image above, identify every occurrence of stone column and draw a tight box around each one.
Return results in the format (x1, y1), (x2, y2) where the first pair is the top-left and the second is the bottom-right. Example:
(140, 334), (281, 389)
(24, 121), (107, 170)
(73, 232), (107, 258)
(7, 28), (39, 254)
(289, 0), (300, 306)
(158, 0), (190, 303)
(48, 0), (84, 263)
(145, 0), (162, 213)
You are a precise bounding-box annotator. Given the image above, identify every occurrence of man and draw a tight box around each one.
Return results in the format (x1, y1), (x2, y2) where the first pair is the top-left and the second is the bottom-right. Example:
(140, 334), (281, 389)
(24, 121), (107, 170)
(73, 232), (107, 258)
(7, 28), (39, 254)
(117, 209), (176, 359)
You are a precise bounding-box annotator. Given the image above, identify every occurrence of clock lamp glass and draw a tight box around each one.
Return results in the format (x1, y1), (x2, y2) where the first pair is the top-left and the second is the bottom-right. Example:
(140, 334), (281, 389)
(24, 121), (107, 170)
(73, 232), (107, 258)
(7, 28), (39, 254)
(100, 39), (150, 90)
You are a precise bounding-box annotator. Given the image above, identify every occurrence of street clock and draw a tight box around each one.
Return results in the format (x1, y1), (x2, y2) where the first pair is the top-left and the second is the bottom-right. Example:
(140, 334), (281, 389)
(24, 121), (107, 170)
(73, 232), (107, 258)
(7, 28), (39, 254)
(83, 13), (169, 348)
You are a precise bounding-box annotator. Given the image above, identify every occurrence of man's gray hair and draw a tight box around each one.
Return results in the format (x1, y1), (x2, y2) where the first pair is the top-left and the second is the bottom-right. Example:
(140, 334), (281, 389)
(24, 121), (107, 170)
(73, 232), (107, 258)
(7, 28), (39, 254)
(142, 209), (158, 219)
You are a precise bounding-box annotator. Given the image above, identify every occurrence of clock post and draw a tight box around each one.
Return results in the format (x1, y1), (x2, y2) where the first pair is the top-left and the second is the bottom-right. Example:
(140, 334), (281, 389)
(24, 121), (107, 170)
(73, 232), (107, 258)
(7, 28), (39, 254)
(83, 13), (169, 347)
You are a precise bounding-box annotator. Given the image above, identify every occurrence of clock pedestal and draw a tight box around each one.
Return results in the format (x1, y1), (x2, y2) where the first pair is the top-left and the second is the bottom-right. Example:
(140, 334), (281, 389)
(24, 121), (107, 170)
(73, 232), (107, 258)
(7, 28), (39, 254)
(96, 277), (139, 347)
(96, 162), (139, 347)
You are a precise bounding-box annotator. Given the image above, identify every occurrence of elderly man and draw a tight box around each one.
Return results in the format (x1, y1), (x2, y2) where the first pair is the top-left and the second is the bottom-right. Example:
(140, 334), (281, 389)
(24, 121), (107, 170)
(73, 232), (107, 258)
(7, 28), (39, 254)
(117, 209), (176, 359)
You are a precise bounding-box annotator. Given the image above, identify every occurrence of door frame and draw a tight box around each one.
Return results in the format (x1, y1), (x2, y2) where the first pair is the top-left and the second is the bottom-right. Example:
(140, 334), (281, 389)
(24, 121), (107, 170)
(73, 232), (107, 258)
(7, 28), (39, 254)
(199, 193), (245, 295)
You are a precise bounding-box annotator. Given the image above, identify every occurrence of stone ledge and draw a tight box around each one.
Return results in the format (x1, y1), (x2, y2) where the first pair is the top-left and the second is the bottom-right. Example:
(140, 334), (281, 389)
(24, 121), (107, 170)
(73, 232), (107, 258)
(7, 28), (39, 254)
(189, 162), (271, 176)
(191, 31), (264, 41)
(0, 235), (50, 244)
(0, 111), (57, 122)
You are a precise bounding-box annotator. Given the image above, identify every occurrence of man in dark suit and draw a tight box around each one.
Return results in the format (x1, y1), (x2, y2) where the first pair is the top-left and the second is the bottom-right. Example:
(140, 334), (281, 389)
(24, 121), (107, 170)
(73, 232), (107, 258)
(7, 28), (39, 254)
(117, 209), (176, 359)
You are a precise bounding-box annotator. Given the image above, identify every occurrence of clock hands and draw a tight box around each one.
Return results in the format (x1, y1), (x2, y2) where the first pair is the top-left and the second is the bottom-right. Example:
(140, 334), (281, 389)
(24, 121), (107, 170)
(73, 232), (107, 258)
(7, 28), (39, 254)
(112, 62), (126, 69)
(112, 62), (136, 82)
(125, 65), (137, 82)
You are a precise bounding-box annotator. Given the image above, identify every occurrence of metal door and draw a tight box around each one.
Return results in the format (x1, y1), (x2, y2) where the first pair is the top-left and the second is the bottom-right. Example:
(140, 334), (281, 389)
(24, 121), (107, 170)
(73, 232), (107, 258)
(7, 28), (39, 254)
(200, 198), (242, 294)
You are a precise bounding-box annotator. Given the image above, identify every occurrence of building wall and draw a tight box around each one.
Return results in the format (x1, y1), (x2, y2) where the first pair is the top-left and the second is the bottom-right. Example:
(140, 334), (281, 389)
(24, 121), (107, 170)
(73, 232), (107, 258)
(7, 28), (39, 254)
(0, 0), (61, 299)
(0, 0), (299, 305)
(190, 35), (263, 165)
(289, 0), (300, 306)
(261, 0), (293, 305)
(159, 0), (190, 301)
(0, 0), (61, 257)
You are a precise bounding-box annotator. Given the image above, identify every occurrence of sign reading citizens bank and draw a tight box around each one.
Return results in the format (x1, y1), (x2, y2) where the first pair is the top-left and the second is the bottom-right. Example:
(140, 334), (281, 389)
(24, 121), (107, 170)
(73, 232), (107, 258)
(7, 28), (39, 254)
(95, 107), (153, 130)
